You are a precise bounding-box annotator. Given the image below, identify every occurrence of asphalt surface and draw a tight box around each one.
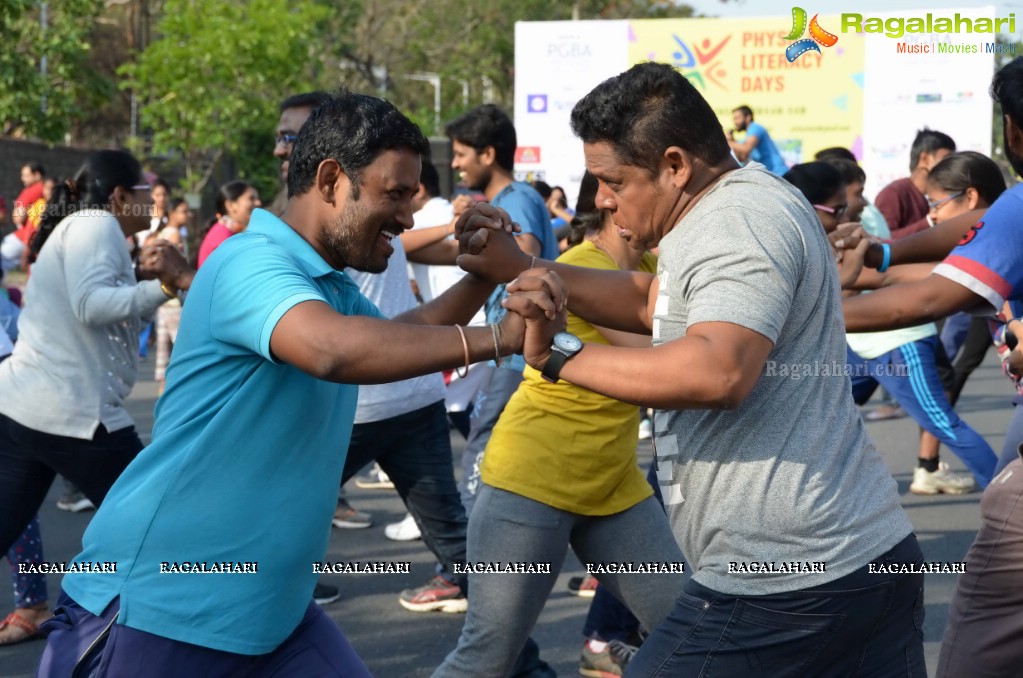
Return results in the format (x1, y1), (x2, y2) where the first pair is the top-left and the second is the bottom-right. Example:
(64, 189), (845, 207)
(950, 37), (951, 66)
(1, 354), (1013, 677)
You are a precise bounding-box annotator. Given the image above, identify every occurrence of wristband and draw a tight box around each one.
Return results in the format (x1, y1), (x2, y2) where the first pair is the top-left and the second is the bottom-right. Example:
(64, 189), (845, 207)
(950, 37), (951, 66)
(877, 243), (891, 273)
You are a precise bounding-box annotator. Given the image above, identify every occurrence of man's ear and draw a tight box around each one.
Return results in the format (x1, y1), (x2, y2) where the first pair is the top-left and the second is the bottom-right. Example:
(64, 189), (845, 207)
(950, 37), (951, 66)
(479, 146), (497, 168)
(1006, 113), (1023, 160)
(662, 146), (693, 190)
(316, 159), (347, 204)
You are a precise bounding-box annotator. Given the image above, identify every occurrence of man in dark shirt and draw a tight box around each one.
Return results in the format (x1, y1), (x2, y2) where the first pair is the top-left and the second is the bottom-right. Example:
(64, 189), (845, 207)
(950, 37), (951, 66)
(874, 129), (955, 240)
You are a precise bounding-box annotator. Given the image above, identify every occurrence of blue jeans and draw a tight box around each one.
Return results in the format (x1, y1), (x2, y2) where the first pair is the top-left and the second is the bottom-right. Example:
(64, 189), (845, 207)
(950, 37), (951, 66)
(459, 367), (523, 515)
(627, 534), (925, 677)
(583, 463), (665, 642)
(435, 485), (685, 677)
(847, 337), (997, 486)
(341, 401), (467, 582)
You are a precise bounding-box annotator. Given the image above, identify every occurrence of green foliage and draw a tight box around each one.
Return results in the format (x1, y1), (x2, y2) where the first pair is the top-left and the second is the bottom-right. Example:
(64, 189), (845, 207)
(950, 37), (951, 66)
(122, 0), (334, 193)
(0, 0), (106, 142)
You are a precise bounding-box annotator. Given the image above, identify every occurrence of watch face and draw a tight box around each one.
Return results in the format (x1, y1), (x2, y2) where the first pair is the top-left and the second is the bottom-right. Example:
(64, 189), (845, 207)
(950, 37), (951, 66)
(554, 332), (583, 352)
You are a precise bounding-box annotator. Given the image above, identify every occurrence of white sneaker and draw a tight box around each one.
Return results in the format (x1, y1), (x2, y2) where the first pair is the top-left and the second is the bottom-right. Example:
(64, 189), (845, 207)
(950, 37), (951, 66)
(354, 463), (395, 490)
(638, 419), (652, 440)
(910, 462), (977, 495)
(385, 513), (421, 541)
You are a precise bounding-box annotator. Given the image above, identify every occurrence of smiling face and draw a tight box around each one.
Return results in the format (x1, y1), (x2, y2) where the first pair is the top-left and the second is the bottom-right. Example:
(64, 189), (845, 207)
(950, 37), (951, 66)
(323, 148), (421, 273)
(583, 140), (678, 250)
(450, 140), (491, 192)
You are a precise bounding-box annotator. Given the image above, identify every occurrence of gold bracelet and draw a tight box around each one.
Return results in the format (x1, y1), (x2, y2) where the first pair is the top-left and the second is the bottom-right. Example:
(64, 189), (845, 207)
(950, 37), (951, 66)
(160, 281), (177, 300)
(454, 324), (470, 378)
(490, 323), (502, 368)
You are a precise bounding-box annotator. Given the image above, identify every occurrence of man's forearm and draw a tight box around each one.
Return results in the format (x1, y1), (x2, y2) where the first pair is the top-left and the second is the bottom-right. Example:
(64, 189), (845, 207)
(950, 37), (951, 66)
(396, 273), (493, 327)
(866, 209), (986, 268)
(530, 260), (654, 334)
(843, 274), (984, 331)
(406, 239), (459, 266)
(400, 222), (455, 254)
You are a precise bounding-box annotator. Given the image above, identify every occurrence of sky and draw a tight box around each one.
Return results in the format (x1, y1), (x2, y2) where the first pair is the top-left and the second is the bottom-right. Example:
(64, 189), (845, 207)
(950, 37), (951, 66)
(688, 0), (1022, 35)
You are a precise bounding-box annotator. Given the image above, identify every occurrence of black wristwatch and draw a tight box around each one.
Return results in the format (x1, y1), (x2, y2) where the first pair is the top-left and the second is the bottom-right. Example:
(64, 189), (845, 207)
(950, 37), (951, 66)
(541, 332), (584, 384)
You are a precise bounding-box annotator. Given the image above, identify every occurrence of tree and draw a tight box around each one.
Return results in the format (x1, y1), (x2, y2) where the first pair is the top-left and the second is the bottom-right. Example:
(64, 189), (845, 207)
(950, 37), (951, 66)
(121, 0), (335, 194)
(0, 0), (107, 142)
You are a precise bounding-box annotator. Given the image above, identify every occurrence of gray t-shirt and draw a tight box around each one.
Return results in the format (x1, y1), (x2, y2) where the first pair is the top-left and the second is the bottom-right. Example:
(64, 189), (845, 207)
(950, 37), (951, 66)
(652, 164), (912, 595)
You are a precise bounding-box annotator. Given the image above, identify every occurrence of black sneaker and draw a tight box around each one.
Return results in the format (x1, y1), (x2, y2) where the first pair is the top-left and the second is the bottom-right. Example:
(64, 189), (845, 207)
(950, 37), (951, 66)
(313, 582), (340, 605)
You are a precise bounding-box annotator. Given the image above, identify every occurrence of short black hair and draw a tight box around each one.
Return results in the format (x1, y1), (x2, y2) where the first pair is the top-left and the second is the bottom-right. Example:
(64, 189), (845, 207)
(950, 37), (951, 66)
(287, 91), (430, 199)
(152, 178), (170, 192)
(910, 129), (956, 171)
(992, 57), (1023, 130)
(814, 146), (857, 163)
(733, 105), (754, 119)
(22, 162), (44, 177)
(280, 91), (331, 113)
(444, 104), (517, 172)
(821, 158), (865, 185)
(571, 62), (731, 176)
(783, 162), (845, 206)
(420, 163), (441, 198)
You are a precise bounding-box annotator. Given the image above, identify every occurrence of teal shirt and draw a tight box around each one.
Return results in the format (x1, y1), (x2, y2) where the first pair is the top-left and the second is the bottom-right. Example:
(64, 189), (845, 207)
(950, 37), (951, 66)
(63, 209), (382, 654)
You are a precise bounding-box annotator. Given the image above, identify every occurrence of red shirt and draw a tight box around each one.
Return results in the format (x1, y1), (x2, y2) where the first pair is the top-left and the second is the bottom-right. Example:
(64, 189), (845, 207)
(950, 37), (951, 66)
(14, 182), (44, 211)
(874, 178), (930, 240)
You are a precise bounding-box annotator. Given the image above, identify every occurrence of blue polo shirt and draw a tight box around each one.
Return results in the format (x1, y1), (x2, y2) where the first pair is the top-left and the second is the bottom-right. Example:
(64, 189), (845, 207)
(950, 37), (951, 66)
(63, 209), (382, 654)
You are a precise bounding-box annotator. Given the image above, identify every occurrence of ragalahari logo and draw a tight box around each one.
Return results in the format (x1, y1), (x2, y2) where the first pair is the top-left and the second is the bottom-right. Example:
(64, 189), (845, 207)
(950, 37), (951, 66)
(784, 7), (838, 62)
(670, 34), (731, 91)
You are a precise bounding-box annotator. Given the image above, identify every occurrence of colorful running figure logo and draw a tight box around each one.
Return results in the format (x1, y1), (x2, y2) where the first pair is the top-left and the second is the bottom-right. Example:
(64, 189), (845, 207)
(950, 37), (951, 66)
(784, 7), (838, 62)
(670, 34), (731, 90)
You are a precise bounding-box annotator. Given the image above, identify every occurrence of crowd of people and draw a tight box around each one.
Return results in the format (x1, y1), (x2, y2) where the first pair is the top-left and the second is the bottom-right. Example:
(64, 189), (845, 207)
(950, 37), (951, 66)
(1, 53), (1022, 678)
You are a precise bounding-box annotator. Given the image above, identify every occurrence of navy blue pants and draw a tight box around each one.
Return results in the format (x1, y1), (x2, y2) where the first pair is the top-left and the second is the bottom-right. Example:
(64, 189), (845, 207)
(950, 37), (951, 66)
(38, 591), (370, 677)
(626, 534), (926, 677)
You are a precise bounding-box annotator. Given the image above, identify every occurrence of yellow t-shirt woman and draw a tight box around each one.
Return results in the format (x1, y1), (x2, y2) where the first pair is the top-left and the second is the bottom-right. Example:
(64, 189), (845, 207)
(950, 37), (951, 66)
(481, 240), (656, 515)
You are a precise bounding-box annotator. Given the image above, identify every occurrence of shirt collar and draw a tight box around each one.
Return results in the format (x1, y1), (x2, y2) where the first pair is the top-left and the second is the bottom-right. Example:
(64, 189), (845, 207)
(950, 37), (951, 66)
(246, 208), (337, 278)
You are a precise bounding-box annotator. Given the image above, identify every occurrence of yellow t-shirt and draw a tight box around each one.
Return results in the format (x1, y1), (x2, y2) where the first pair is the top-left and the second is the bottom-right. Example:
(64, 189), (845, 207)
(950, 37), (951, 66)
(480, 240), (657, 515)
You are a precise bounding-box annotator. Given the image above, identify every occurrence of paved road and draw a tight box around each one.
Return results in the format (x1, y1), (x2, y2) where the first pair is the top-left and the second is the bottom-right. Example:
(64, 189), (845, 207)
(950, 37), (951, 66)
(1, 355), (1012, 677)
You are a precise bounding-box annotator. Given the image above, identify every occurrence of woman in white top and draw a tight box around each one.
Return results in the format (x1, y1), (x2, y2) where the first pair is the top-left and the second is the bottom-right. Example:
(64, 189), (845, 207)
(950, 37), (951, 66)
(0, 150), (193, 555)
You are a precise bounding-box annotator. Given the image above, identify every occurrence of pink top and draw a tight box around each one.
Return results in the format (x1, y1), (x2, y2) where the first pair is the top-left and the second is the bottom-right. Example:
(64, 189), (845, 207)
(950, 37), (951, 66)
(197, 222), (234, 268)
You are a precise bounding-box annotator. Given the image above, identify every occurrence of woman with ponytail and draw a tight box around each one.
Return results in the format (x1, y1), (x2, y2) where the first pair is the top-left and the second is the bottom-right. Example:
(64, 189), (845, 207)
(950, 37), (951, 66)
(0, 150), (194, 558)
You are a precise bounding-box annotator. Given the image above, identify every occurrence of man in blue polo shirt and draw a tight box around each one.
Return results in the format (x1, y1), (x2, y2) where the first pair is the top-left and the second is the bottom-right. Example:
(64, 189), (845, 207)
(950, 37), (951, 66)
(38, 92), (562, 676)
(728, 105), (789, 175)
(444, 104), (559, 516)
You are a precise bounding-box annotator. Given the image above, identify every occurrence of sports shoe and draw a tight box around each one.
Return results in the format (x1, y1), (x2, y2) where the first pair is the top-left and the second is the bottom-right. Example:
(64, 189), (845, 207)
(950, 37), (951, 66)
(910, 463), (977, 495)
(313, 582), (340, 605)
(398, 575), (467, 613)
(56, 492), (95, 513)
(332, 499), (372, 528)
(579, 639), (638, 678)
(385, 513), (421, 541)
(637, 419), (652, 440)
(864, 404), (907, 421)
(568, 574), (598, 598)
(354, 463), (395, 490)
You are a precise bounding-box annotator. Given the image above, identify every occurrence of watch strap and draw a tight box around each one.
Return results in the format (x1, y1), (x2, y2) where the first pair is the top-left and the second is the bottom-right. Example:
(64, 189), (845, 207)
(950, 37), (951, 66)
(541, 348), (568, 383)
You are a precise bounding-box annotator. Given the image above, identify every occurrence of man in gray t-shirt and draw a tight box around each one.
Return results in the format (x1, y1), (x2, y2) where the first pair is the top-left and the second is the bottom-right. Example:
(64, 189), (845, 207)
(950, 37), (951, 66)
(464, 62), (925, 676)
